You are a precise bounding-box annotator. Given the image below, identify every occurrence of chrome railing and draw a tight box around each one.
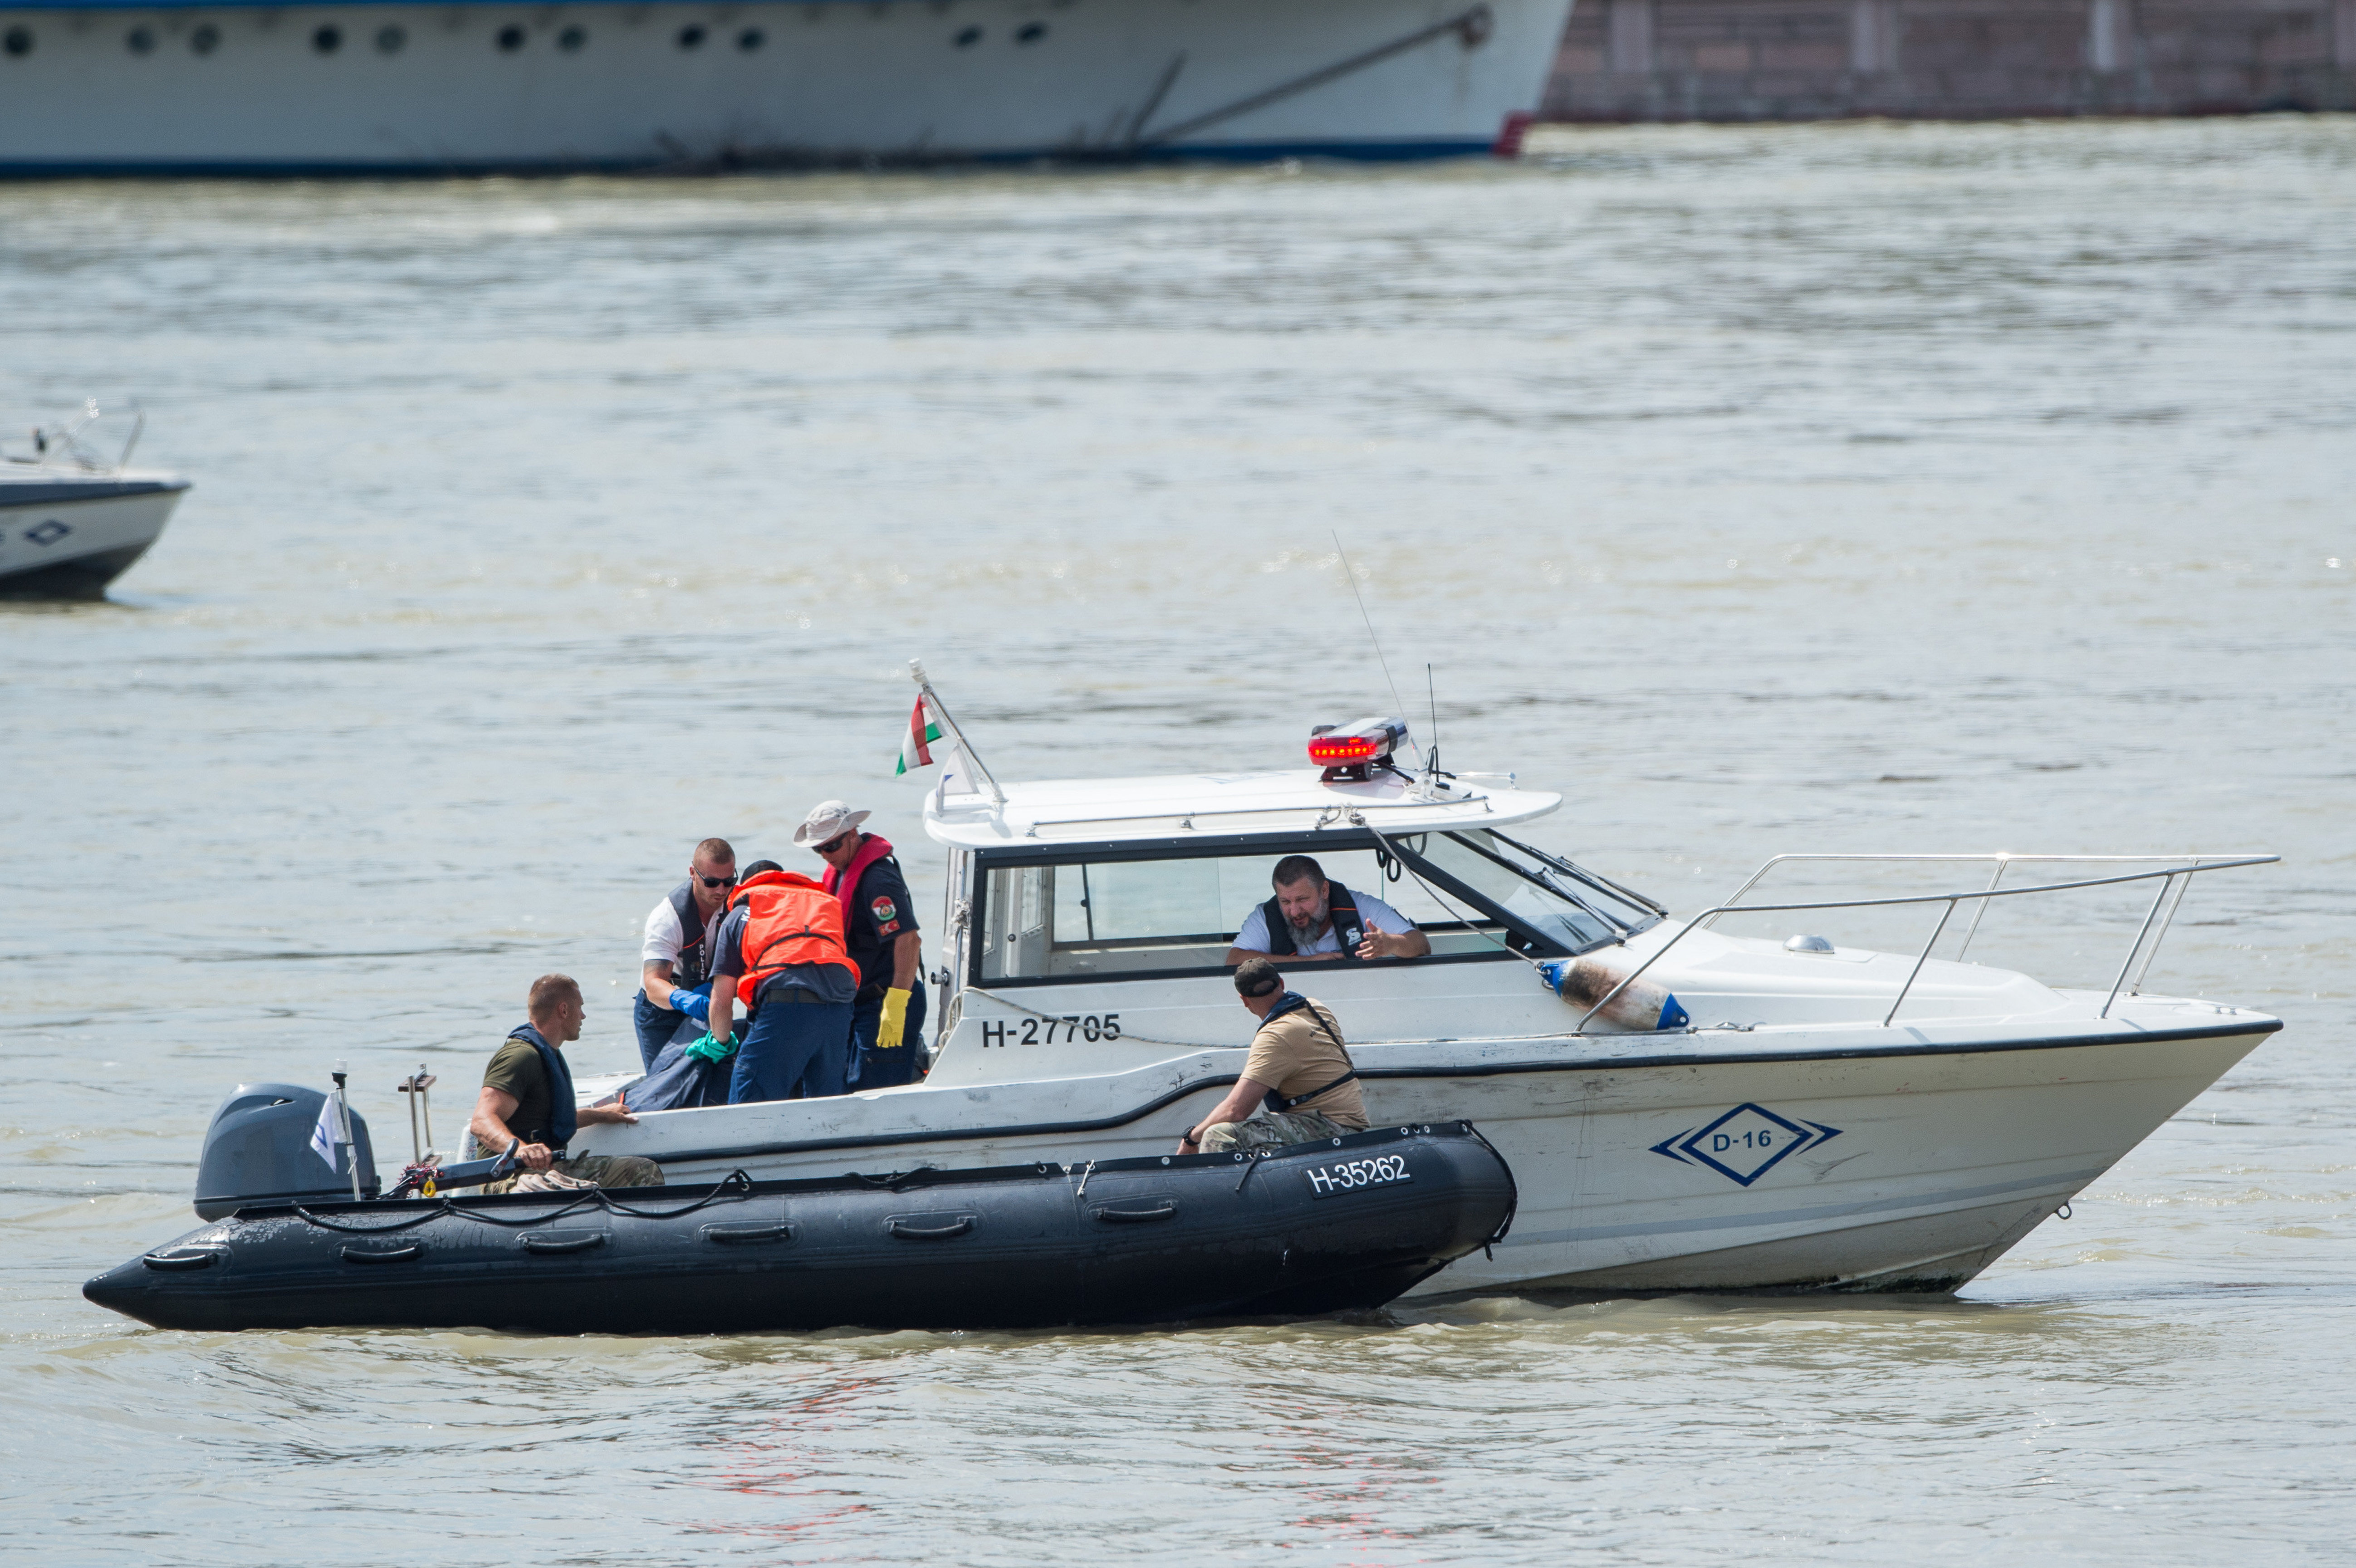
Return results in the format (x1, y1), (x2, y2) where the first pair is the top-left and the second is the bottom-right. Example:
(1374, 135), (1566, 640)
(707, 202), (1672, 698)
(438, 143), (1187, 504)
(11, 399), (145, 474)
(1576, 853), (2278, 1034)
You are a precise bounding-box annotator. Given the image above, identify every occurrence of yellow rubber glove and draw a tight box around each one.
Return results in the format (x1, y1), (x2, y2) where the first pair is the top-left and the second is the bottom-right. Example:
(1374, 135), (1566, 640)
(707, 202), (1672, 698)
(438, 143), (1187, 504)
(877, 987), (911, 1049)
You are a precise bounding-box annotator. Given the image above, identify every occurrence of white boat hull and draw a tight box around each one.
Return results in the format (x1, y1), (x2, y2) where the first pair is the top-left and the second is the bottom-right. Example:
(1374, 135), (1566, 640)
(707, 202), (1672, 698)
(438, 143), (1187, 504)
(0, 480), (186, 595)
(1415, 1022), (2265, 1294)
(572, 1001), (2274, 1297)
(0, 0), (1573, 169)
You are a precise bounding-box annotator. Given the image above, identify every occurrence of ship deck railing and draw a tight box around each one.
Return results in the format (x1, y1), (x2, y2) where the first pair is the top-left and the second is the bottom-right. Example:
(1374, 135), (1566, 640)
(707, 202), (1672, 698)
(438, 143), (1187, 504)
(1581, 852), (2280, 1034)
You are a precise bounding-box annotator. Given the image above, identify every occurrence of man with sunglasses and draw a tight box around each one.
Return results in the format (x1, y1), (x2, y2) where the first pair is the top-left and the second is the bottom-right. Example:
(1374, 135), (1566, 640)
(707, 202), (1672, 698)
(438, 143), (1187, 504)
(795, 800), (927, 1090)
(632, 837), (738, 1072)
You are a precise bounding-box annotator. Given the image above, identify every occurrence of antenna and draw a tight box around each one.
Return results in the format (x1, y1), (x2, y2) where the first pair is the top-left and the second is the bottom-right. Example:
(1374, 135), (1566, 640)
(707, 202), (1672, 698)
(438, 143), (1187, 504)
(1331, 532), (1419, 767)
(1426, 662), (1439, 777)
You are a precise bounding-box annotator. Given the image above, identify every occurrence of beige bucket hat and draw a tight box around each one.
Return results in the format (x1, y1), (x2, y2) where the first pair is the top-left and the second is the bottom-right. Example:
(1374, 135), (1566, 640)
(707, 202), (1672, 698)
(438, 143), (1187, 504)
(793, 799), (872, 846)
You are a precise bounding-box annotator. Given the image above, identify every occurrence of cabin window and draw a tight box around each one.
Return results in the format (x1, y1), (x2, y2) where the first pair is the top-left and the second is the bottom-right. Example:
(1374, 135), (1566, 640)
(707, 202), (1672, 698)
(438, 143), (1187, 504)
(973, 844), (1529, 984)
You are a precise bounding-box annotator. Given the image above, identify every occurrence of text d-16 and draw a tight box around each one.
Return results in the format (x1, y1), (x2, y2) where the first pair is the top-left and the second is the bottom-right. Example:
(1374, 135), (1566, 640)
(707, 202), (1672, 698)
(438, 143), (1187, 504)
(979, 1015), (1121, 1047)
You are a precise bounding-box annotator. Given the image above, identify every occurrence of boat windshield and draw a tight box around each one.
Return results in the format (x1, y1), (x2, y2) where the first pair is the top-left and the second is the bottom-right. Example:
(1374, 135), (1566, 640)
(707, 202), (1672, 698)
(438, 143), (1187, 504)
(970, 832), (1658, 986)
(1389, 830), (1661, 954)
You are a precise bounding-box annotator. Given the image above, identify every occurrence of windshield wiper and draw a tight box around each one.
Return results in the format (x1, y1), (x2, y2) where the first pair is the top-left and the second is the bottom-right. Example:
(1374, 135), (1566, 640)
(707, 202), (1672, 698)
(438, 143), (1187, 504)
(1488, 831), (1670, 920)
(1530, 867), (1627, 934)
(1435, 830), (1633, 938)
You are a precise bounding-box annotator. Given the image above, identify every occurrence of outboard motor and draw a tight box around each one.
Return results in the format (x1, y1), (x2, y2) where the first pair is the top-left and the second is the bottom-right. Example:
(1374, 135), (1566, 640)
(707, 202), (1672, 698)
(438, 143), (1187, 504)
(193, 1083), (379, 1220)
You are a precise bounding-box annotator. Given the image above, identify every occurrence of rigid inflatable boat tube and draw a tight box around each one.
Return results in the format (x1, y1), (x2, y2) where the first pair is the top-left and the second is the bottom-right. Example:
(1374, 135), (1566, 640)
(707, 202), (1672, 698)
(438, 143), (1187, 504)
(1538, 955), (1691, 1032)
(83, 1123), (1518, 1336)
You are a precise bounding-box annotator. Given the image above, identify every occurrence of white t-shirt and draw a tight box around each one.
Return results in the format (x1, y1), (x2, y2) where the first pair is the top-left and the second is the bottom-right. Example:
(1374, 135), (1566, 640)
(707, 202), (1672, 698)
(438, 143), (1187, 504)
(1234, 886), (1413, 957)
(642, 892), (725, 971)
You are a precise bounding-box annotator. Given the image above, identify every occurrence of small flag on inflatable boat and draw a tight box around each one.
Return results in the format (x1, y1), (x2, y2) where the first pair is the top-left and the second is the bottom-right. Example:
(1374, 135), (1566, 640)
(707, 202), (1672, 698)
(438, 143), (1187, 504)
(896, 699), (941, 776)
(309, 1093), (342, 1173)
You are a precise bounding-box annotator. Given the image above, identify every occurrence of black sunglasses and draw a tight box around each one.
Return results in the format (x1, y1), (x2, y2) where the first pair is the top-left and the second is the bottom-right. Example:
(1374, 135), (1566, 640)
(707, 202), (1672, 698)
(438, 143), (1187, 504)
(696, 872), (739, 889)
(812, 833), (854, 855)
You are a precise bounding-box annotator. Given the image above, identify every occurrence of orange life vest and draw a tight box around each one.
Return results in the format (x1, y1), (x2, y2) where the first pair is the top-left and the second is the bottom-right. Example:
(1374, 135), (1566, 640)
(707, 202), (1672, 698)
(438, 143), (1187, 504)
(730, 870), (861, 1007)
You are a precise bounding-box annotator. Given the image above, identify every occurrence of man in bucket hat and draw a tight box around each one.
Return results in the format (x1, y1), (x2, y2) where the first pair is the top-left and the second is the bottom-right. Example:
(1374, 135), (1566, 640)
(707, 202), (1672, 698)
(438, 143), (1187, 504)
(797, 799), (927, 1089)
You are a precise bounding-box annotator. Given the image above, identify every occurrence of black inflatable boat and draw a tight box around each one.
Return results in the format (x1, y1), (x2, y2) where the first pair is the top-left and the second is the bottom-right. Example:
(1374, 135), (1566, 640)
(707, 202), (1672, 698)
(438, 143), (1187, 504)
(85, 1123), (1515, 1334)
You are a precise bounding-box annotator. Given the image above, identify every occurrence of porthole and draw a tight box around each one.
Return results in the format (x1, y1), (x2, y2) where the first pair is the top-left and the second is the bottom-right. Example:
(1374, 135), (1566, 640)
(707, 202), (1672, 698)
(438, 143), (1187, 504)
(376, 24), (405, 52)
(3, 25), (33, 57)
(953, 24), (980, 44)
(496, 23), (525, 50)
(312, 23), (341, 53)
(126, 25), (155, 53)
(558, 24), (586, 49)
(191, 22), (220, 53)
(676, 22), (705, 47)
(1014, 20), (1046, 42)
(735, 25), (763, 49)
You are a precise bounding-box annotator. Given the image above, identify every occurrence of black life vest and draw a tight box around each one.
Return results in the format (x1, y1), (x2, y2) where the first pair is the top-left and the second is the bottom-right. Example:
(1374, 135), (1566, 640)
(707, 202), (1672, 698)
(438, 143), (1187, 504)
(1259, 883), (1367, 961)
(506, 1022), (577, 1148)
(665, 879), (720, 990)
(1258, 992), (1361, 1114)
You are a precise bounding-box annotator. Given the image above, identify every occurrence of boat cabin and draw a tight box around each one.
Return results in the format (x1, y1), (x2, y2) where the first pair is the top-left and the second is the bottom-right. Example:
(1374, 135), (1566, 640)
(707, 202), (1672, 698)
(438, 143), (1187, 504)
(919, 720), (1666, 1066)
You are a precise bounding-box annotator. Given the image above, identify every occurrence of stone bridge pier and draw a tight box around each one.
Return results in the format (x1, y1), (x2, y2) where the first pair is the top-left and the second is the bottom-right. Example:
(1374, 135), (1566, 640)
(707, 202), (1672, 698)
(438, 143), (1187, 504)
(1541, 0), (2356, 118)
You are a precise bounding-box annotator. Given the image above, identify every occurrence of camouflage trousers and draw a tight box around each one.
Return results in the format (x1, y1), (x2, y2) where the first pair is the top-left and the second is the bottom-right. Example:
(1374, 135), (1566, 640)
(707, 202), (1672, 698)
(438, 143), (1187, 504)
(1198, 1109), (1351, 1153)
(485, 1152), (665, 1194)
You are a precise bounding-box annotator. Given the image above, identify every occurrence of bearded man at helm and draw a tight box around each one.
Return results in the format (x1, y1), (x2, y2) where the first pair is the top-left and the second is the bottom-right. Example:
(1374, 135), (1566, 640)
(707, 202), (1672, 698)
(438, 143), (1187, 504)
(1225, 854), (1430, 966)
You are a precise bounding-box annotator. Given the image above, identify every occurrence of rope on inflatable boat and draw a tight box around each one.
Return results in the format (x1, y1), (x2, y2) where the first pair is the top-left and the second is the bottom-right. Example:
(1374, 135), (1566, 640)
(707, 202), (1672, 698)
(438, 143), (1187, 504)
(1457, 1120), (1519, 1256)
(290, 1170), (755, 1233)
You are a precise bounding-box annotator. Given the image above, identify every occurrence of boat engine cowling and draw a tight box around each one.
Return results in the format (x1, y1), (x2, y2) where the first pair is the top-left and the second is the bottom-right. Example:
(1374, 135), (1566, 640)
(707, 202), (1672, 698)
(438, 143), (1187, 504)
(1538, 956), (1692, 1033)
(193, 1083), (379, 1219)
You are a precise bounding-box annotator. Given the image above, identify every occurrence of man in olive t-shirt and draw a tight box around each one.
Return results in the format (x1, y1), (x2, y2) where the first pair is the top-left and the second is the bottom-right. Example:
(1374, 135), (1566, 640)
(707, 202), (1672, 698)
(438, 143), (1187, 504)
(1176, 958), (1370, 1156)
(469, 973), (663, 1191)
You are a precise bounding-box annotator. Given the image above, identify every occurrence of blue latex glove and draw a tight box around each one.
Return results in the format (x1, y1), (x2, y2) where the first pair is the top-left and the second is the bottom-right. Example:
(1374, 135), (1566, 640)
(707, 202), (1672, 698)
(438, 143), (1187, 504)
(670, 986), (711, 1023)
(683, 1029), (737, 1065)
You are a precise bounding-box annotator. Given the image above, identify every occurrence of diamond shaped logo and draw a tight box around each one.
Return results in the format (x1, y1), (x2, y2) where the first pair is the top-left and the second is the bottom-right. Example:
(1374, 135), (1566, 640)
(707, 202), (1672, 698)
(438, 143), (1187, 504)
(24, 519), (70, 547)
(1649, 1102), (1841, 1186)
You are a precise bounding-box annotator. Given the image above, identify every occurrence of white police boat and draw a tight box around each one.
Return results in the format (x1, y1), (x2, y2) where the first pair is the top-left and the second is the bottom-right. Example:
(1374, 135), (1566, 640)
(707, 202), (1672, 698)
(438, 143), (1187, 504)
(565, 668), (2281, 1297)
(0, 404), (188, 598)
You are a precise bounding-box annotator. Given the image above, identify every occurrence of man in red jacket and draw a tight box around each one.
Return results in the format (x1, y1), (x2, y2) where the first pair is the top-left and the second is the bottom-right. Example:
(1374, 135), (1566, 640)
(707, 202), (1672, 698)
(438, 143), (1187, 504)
(799, 799), (927, 1090)
(706, 862), (861, 1104)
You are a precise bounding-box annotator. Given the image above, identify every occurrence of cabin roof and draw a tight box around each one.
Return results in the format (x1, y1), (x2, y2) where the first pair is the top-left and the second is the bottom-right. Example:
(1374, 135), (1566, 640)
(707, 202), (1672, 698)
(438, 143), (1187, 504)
(921, 767), (1562, 849)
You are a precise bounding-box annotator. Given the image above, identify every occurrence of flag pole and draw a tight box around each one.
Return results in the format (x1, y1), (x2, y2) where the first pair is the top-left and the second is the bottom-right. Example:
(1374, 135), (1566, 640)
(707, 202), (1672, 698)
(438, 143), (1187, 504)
(332, 1061), (362, 1202)
(909, 660), (1006, 808)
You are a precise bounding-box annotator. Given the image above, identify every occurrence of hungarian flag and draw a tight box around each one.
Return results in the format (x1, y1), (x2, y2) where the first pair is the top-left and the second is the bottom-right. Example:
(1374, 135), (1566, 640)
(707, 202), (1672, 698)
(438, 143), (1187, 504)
(896, 700), (942, 776)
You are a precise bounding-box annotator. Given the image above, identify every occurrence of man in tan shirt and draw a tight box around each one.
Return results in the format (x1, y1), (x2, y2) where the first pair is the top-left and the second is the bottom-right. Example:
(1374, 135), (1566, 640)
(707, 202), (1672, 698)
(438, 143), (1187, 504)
(1177, 958), (1371, 1155)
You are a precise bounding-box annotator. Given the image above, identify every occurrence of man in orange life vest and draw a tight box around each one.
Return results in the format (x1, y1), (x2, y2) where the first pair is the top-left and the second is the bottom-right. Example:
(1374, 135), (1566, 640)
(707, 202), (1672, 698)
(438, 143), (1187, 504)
(705, 858), (862, 1104)
(797, 799), (926, 1090)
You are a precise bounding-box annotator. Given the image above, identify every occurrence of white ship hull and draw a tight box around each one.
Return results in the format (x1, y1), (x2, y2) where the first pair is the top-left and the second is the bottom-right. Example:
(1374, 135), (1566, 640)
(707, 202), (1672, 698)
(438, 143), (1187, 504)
(0, 475), (186, 594)
(0, 0), (1573, 169)
(574, 985), (2274, 1298)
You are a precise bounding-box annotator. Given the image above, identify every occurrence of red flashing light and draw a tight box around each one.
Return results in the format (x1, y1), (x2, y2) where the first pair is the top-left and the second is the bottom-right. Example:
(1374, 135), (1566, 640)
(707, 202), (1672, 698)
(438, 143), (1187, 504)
(1308, 734), (1382, 767)
(1308, 716), (1408, 781)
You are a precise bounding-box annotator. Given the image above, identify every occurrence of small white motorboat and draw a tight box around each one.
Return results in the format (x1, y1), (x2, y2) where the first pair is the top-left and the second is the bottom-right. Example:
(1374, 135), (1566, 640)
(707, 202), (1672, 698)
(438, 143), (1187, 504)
(536, 667), (2292, 1297)
(0, 402), (189, 598)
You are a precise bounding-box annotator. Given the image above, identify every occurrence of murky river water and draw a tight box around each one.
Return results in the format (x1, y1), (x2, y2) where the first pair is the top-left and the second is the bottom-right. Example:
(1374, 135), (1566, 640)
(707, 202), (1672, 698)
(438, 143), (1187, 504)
(4, 118), (2352, 1563)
